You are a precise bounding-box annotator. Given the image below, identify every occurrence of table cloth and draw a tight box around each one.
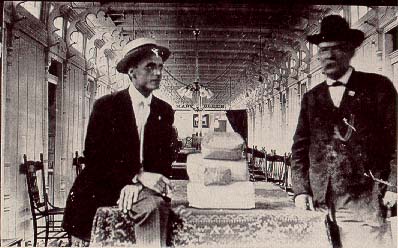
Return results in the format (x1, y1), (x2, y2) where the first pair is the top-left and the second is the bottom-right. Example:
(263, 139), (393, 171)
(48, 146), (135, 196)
(90, 181), (329, 247)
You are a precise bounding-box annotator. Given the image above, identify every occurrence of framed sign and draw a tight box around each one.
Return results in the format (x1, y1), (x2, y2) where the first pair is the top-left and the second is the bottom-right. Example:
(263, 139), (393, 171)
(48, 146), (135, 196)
(214, 120), (227, 132)
(193, 114), (210, 128)
(202, 114), (209, 128)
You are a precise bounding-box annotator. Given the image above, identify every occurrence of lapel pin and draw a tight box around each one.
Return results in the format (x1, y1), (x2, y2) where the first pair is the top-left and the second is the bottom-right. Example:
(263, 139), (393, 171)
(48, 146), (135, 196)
(348, 91), (355, 96)
(151, 48), (160, 57)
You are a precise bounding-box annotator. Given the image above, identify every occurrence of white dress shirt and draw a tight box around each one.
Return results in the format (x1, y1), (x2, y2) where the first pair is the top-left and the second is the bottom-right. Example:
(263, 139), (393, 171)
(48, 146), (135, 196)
(326, 67), (353, 108)
(129, 85), (152, 163)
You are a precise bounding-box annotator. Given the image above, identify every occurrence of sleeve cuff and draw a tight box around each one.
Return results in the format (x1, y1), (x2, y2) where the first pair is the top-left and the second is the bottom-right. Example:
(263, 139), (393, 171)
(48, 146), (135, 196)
(132, 168), (144, 184)
(387, 186), (397, 193)
(132, 175), (139, 184)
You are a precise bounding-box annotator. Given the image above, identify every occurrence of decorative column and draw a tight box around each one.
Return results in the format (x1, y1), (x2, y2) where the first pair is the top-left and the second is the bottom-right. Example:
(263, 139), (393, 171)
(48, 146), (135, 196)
(307, 73), (312, 92)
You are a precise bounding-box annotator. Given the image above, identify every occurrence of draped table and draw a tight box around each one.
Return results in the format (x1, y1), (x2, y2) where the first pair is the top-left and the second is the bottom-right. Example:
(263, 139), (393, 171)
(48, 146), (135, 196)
(90, 181), (329, 247)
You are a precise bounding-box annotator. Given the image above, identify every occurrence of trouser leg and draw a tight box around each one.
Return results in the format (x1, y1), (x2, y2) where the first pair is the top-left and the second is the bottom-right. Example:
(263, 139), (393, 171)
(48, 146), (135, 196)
(327, 208), (393, 248)
(339, 210), (391, 248)
(130, 187), (171, 248)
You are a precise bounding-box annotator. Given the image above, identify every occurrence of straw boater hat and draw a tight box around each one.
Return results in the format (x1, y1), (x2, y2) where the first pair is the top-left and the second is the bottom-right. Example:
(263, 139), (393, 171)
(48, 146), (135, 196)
(116, 37), (171, 74)
(307, 15), (365, 47)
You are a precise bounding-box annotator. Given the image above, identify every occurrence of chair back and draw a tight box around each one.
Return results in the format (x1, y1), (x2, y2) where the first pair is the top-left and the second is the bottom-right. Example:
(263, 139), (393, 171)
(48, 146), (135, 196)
(23, 154), (69, 246)
(185, 137), (193, 148)
(264, 152), (286, 182)
(23, 153), (47, 212)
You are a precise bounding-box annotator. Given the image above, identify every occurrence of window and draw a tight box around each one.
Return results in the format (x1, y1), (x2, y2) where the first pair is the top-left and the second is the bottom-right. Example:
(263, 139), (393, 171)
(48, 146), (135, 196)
(53, 17), (64, 38)
(49, 3), (54, 14)
(48, 59), (62, 77)
(350, 6), (370, 24)
(86, 79), (93, 97)
(71, 31), (85, 54)
(291, 58), (297, 67)
(86, 46), (95, 61)
(386, 27), (398, 53)
(20, 1), (41, 19)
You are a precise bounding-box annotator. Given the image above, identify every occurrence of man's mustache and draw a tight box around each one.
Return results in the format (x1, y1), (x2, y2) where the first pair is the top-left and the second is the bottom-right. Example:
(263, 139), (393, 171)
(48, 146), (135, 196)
(323, 60), (338, 67)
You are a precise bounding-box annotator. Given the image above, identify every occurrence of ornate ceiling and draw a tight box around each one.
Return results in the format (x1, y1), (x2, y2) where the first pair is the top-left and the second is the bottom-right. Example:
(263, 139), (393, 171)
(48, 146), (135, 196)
(49, 2), (331, 109)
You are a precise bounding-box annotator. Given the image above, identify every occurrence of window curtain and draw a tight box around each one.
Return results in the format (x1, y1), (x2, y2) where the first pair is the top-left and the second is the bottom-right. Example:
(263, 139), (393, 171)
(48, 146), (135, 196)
(226, 110), (248, 144)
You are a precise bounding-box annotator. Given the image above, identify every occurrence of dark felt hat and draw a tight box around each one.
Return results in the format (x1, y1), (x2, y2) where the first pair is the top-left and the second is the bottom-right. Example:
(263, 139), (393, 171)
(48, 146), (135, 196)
(116, 38), (171, 74)
(307, 15), (364, 47)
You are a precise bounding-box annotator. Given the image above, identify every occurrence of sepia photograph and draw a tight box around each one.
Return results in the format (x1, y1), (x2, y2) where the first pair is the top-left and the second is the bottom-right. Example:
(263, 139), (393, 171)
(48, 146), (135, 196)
(1, 1), (397, 247)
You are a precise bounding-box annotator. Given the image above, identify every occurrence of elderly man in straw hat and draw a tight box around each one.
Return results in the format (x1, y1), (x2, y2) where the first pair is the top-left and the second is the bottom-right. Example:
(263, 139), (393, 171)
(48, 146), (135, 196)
(63, 38), (185, 247)
(291, 15), (397, 247)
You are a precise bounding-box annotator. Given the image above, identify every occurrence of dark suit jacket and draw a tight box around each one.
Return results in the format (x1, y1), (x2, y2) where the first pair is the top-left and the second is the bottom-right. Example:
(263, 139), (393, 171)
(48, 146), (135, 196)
(291, 70), (397, 210)
(62, 88), (175, 239)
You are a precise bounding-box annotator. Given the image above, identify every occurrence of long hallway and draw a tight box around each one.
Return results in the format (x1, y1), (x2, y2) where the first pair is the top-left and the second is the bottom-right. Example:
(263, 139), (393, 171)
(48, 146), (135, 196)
(1, 1), (397, 246)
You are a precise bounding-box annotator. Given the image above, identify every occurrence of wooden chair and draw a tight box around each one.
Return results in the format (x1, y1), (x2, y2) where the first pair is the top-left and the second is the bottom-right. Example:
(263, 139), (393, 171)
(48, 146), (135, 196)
(265, 152), (285, 183)
(72, 151), (85, 176)
(185, 137), (193, 148)
(248, 148), (267, 181)
(22, 153), (69, 246)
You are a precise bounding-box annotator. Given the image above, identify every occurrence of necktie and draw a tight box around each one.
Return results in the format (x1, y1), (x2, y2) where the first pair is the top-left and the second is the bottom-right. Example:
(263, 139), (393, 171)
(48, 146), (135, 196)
(137, 100), (151, 163)
(138, 101), (145, 128)
(138, 101), (145, 163)
(330, 81), (345, 87)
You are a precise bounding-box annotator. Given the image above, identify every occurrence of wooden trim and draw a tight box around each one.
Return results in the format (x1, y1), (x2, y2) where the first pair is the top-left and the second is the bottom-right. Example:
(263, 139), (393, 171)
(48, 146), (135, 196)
(13, 7), (48, 47)
(48, 74), (59, 85)
(381, 13), (397, 32)
(49, 52), (63, 64)
(389, 50), (398, 64)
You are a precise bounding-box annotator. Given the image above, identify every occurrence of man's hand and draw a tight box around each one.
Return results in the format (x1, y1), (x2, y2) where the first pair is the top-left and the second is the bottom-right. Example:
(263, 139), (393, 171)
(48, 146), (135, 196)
(138, 171), (174, 196)
(383, 191), (397, 208)
(117, 184), (143, 213)
(295, 194), (315, 210)
(172, 205), (191, 218)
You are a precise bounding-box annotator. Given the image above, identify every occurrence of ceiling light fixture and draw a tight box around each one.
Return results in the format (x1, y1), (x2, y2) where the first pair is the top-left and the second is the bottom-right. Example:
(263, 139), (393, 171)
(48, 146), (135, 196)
(177, 28), (213, 111)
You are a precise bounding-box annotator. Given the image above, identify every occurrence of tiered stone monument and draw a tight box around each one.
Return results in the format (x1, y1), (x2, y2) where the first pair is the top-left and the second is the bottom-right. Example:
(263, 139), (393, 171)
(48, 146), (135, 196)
(186, 132), (255, 209)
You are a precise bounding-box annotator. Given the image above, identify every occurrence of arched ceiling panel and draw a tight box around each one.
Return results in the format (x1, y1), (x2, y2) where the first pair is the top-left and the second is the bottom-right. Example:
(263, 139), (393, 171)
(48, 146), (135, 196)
(65, 2), (328, 107)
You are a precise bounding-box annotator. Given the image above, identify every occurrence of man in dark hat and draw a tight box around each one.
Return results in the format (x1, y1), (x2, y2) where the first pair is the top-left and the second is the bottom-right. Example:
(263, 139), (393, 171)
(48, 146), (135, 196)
(291, 15), (397, 247)
(63, 38), (180, 246)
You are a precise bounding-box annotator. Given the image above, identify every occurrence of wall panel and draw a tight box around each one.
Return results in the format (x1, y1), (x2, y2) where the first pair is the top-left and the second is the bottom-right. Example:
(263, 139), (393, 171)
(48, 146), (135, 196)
(53, 63), (85, 207)
(17, 34), (29, 238)
(2, 31), (47, 240)
(53, 63), (64, 205)
(3, 33), (21, 239)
